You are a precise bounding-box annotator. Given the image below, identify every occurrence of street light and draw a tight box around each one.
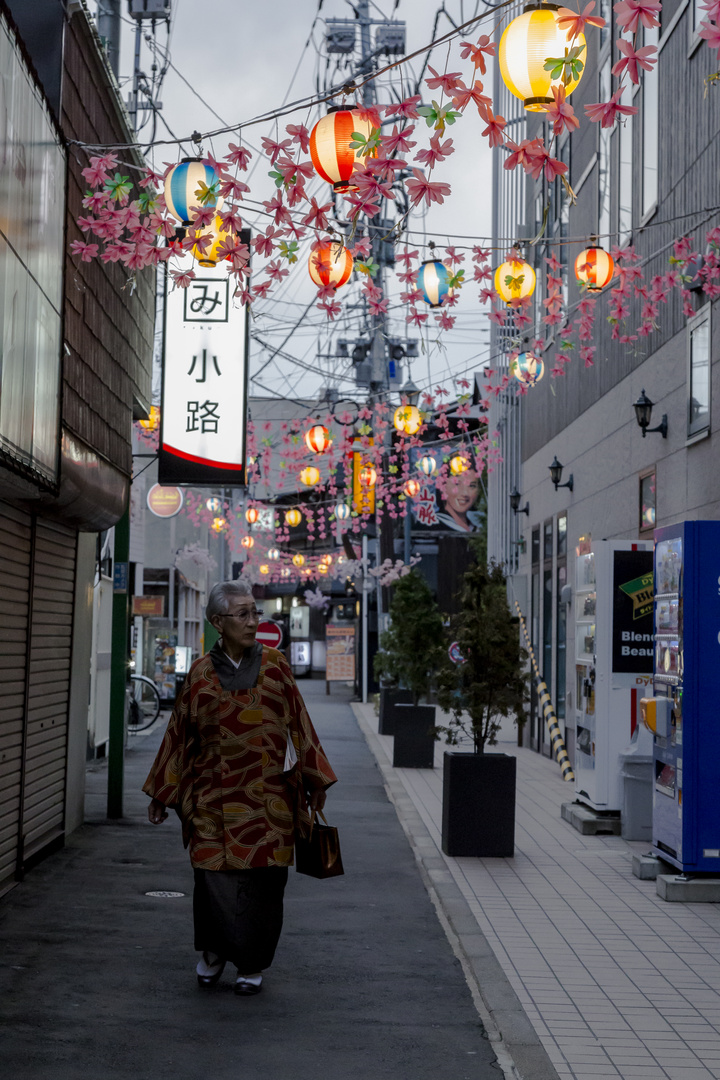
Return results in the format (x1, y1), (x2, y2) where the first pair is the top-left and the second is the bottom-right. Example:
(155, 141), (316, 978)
(549, 456), (574, 492)
(509, 487), (529, 515)
(633, 389), (668, 438)
(399, 377), (420, 406)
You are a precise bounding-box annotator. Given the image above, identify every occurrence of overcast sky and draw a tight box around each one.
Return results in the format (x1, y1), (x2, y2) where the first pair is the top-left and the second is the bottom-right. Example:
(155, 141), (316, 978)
(113, 0), (495, 402)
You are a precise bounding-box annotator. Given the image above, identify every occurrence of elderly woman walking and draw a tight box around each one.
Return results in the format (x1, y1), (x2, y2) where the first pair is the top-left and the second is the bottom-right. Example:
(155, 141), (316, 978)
(143, 580), (337, 995)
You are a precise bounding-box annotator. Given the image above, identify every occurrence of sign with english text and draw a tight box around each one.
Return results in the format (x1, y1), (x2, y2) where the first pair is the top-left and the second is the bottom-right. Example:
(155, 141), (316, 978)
(159, 239), (250, 486)
(612, 549), (654, 675)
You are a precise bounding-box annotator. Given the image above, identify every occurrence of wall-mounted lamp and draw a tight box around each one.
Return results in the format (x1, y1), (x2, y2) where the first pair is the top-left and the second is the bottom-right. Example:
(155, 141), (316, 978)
(509, 487), (529, 515)
(633, 388), (667, 438)
(549, 456), (574, 492)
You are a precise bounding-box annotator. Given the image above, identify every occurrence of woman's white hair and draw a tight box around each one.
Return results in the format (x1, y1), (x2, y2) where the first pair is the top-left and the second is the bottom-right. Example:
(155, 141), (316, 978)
(206, 579), (253, 622)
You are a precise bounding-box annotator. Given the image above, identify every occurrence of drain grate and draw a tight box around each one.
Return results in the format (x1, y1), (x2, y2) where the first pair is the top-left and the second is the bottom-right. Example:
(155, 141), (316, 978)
(145, 890), (186, 898)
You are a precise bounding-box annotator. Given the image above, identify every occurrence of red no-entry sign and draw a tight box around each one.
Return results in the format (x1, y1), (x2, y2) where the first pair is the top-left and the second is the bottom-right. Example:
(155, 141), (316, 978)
(256, 620), (284, 649)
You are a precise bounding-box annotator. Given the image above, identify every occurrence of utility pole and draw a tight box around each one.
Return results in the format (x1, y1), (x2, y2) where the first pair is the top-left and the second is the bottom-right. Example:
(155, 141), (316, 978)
(97, 0), (121, 78)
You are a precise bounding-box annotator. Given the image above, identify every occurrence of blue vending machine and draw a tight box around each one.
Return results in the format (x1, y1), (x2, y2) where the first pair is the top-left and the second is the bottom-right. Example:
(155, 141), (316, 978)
(648, 521), (720, 872)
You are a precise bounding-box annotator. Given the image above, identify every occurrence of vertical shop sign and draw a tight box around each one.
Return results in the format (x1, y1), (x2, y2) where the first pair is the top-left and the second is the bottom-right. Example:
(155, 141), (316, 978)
(612, 549), (654, 674)
(159, 238), (250, 485)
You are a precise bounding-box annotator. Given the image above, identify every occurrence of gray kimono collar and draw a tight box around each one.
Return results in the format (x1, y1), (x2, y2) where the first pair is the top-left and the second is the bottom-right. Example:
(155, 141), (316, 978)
(209, 640), (263, 691)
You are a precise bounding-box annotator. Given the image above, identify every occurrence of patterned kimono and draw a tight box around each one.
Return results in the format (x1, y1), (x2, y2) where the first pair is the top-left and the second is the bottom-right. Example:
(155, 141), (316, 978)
(143, 644), (337, 871)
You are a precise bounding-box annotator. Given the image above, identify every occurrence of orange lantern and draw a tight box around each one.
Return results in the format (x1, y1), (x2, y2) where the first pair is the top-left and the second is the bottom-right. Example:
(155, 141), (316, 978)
(245, 507), (259, 524)
(241, 535), (254, 549)
(292, 553), (306, 567)
(359, 464), (377, 488)
(309, 106), (376, 192)
(304, 424), (331, 454)
(308, 240), (353, 289)
(403, 478), (421, 497)
(449, 454), (470, 475)
(575, 245), (614, 290)
(285, 508), (302, 527)
(299, 466), (320, 487)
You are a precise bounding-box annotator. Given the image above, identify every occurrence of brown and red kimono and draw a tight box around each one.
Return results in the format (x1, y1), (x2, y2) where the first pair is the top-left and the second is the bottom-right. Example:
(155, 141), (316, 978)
(143, 643), (337, 973)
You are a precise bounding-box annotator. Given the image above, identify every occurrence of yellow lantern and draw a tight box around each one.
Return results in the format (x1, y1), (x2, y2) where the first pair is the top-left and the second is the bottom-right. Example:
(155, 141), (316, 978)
(245, 507), (259, 524)
(317, 563), (328, 575)
(393, 404), (422, 435)
(449, 454), (470, 475)
(211, 516), (226, 533)
(190, 215), (235, 267)
(359, 464), (377, 488)
(138, 404), (160, 432)
(241, 535), (254, 549)
(494, 257), (536, 304)
(403, 477), (421, 497)
(299, 466), (320, 487)
(285, 508), (302, 527)
(498, 5), (586, 112)
(575, 245), (614, 290)
(292, 553), (305, 567)
(259, 564), (270, 575)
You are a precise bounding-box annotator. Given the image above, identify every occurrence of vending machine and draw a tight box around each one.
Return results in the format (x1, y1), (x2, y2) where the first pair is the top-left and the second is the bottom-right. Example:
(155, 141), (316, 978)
(574, 538), (654, 812)
(646, 521), (720, 872)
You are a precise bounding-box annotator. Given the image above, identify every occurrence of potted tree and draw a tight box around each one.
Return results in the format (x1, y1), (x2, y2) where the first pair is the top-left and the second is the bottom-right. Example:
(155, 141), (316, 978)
(436, 559), (528, 856)
(374, 570), (445, 768)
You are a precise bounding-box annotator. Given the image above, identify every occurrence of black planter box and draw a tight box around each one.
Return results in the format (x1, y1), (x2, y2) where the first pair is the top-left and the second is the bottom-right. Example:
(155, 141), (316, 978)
(442, 751), (516, 857)
(378, 687), (414, 735)
(393, 704), (436, 768)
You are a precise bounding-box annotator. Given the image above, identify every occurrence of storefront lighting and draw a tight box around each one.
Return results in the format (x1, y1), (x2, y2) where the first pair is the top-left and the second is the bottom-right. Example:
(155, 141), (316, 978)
(549, 456), (574, 492)
(509, 487), (530, 515)
(633, 389), (668, 438)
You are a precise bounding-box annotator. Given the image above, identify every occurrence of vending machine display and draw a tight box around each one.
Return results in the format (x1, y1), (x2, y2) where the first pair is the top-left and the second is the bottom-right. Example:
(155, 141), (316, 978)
(649, 522), (720, 872)
(573, 539), (654, 812)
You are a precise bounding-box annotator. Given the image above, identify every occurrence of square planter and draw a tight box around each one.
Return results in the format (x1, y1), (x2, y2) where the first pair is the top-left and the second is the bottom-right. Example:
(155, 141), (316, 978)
(393, 704), (436, 769)
(441, 751), (516, 857)
(378, 687), (414, 736)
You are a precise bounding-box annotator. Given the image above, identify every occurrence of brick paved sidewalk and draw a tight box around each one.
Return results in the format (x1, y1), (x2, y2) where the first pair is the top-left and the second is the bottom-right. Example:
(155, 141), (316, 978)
(353, 701), (720, 1080)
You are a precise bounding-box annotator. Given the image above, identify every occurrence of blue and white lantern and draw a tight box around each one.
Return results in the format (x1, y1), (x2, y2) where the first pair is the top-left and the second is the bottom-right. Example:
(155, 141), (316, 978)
(510, 351), (545, 386)
(335, 502), (351, 521)
(164, 157), (223, 225)
(416, 259), (454, 308)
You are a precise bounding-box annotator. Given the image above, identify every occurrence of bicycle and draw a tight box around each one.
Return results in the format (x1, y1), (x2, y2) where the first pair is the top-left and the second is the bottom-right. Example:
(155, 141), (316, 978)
(126, 674), (162, 733)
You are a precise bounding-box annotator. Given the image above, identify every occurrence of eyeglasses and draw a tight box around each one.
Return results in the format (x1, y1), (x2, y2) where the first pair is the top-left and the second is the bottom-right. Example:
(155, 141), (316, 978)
(220, 608), (263, 623)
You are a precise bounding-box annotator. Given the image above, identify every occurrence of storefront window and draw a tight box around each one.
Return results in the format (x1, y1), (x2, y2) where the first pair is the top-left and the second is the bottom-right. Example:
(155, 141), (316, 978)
(688, 312), (710, 437)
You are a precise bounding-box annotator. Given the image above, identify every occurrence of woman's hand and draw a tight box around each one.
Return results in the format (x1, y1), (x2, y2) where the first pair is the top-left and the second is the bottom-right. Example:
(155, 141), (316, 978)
(308, 788), (327, 813)
(148, 798), (168, 824)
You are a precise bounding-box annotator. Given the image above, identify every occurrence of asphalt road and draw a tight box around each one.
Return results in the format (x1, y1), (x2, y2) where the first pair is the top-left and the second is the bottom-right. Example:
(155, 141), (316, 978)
(0, 679), (501, 1080)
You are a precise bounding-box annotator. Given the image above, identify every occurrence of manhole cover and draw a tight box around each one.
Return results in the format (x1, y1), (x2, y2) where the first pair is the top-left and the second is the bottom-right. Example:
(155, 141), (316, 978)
(145, 890), (186, 898)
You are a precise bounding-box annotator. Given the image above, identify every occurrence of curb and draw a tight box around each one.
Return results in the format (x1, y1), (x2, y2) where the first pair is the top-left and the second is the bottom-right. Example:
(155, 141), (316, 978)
(351, 702), (562, 1080)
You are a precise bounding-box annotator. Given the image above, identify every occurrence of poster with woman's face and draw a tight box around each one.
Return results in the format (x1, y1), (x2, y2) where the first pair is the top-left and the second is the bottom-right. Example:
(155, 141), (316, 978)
(409, 449), (484, 534)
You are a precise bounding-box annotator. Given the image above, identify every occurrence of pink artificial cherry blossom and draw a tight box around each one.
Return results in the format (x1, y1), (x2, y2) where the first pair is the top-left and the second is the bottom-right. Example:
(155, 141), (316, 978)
(404, 169), (452, 207)
(584, 88), (638, 127)
(613, 0), (661, 32)
(458, 35), (495, 74)
(612, 39), (657, 83)
(544, 85), (580, 135)
(425, 65), (463, 95)
(556, 3), (606, 40)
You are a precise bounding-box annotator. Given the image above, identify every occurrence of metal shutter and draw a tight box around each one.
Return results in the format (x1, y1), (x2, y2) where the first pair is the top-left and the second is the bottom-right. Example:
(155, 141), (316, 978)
(21, 520), (77, 864)
(0, 502), (32, 893)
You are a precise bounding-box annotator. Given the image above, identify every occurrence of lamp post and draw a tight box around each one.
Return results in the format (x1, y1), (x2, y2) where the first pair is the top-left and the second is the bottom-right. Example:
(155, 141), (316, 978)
(549, 456), (574, 492)
(509, 487), (529, 515)
(633, 389), (668, 438)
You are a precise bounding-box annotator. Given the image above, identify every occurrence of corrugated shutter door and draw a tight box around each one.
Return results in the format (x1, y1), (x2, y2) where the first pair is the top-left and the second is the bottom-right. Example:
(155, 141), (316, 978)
(22, 520), (77, 863)
(0, 503), (32, 892)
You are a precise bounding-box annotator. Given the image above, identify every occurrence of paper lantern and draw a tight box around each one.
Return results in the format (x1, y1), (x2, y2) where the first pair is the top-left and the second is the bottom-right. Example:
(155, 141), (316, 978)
(304, 424), (331, 454)
(164, 157), (223, 224)
(190, 215), (234, 267)
(285, 508), (302, 527)
(317, 563), (328, 575)
(416, 259), (453, 307)
(308, 240), (353, 289)
(206, 496), (222, 514)
(138, 404), (160, 431)
(309, 106), (375, 192)
(259, 564), (270, 575)
(268, 548), (280, 560)
(494, 257), (536, 304)
(575, 245), (614, 290)
(403, 478), (421, 497)
(320, 553), (333, 565)
(241, 535), (254, 549)
(418, 454), (437, 476)
(292, 553), (306, 567)
(393, 404), (422, 435)
(280, 567), (291, 578)
(450, 454), (470, 475)
(245, 507), (259, 524)
(510, 351), (545, 386)
(498, 5), (586, 111)
(359, 464), (377, 487)
(300, 466), (320, 487)
(335, 502), (350, 520)
(211, 516), (226, 533)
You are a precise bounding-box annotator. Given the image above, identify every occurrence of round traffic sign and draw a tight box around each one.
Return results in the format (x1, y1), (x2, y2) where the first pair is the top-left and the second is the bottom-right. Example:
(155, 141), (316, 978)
(256, 620), (284, 649)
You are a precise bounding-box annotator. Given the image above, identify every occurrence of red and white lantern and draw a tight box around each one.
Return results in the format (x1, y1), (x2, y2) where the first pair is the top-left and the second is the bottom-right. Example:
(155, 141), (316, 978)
(304, 424), (332, 454)
(309, 107), (375, 192)
(308, 240), (353, 289)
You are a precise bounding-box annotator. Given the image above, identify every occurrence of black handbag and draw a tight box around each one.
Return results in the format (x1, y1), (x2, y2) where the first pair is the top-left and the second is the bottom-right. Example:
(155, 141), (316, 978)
(295, 808), (344, 879)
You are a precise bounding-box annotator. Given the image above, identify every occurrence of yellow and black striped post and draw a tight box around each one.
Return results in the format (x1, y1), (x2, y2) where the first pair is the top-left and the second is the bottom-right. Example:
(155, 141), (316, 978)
(514, 600), (575, 783)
